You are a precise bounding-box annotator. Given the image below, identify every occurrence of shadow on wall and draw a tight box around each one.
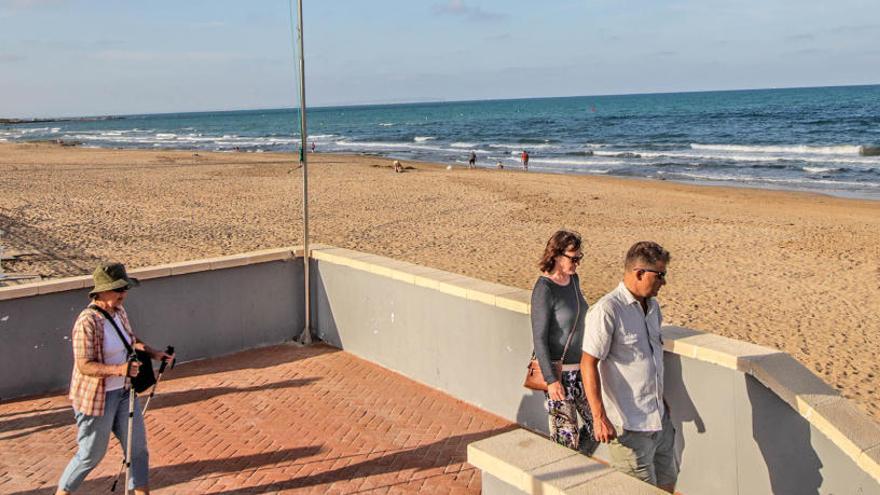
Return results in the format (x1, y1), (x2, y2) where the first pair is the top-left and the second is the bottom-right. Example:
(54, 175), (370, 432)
(664, 354), (706, 470)
(516, 388), (551, 435)
(309, 263), (341, 348)
(746, 377), (823, 495)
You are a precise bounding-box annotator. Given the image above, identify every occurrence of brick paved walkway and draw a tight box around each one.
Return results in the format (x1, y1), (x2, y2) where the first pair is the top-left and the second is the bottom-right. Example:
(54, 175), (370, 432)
(0, 344), (514, 494)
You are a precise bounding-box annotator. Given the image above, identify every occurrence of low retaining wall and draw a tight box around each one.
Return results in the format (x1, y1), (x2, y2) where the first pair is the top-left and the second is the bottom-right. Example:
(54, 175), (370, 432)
(310, 246), (880, 494)
(0, 248), (304, 399)
(468, 429), (665, 494)
(2, 245), (878, 493)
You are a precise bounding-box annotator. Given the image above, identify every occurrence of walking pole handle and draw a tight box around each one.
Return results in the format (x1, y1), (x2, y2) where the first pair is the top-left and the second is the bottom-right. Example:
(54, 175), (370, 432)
(159, 345), (175, 373)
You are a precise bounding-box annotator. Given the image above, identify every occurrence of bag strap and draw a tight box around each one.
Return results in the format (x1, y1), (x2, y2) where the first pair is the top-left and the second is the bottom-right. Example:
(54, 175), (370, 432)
(559, 279), (581, 363)
(89, 304), (134, 356)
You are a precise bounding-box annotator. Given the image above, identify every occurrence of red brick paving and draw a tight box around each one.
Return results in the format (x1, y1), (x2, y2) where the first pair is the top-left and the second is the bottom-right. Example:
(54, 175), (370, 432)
(0, 344), (514, 494)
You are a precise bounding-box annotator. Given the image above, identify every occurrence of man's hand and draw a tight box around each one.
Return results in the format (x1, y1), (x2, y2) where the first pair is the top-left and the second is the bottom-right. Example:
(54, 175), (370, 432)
(593, 413), (617, 443)
(547, 381), (566, 401)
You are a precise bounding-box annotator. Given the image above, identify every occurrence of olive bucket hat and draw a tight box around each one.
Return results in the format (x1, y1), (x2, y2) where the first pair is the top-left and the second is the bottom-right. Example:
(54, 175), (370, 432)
(89, 262), (140, 295)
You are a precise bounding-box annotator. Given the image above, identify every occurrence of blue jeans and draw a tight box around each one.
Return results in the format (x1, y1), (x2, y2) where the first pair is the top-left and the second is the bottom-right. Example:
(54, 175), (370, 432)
(58, 388), (149, 492)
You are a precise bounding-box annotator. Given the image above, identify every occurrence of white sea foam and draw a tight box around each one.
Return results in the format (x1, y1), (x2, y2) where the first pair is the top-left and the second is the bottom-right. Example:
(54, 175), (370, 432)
(802, 166), (838, 174)
(414, 136), (435, 142)
(690, 143), (862, 156)
(450, 142), (476, 148)
(490, 143), (557, 150)
(378, 123), (394, 126)
(155, 133), (177, 139)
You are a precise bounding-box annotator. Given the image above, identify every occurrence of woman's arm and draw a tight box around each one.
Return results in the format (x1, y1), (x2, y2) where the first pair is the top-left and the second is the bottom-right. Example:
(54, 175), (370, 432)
(531, 281), (559, 385)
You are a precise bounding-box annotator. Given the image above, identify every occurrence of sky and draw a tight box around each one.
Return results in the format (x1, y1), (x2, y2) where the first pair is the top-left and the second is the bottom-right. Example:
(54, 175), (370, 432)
(0, 0), (878, 118)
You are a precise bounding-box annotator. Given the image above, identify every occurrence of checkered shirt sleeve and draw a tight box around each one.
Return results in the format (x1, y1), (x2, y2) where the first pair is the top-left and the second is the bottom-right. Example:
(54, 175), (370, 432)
(68, 309), (107, 416)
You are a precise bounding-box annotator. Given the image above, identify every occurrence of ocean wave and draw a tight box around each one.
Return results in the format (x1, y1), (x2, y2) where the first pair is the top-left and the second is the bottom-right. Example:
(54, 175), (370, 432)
(690, 143), (863, 156)
(490, 143), (557, 150)
(450, 142), (476, 148)
(414, 136), (435, 142)
(378, 123), (394, 126)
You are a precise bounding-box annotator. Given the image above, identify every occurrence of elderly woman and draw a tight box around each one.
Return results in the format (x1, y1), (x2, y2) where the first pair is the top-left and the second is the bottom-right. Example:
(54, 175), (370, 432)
(56, 263), (172, 495)
(530, 230), (596, 454)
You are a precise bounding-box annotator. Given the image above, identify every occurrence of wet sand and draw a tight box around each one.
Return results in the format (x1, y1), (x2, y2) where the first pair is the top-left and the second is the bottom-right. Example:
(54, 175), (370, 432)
(1, 142), (878, 420)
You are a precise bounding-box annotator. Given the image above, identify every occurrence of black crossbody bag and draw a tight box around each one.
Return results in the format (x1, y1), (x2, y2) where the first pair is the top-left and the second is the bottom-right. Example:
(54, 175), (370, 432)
(89, 304), (156, 393)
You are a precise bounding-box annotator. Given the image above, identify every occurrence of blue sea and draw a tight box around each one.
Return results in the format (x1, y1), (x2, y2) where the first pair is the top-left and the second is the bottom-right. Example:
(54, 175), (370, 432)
(3, 85), (879, 199)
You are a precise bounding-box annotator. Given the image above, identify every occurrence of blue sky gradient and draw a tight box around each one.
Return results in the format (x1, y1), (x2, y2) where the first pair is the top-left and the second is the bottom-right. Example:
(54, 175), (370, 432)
(1, 0), (878, 117)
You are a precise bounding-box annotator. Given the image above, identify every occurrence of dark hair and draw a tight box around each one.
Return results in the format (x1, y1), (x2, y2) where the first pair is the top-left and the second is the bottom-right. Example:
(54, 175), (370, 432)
(624, 241), (670, 270)
(538, 230), (582, 273)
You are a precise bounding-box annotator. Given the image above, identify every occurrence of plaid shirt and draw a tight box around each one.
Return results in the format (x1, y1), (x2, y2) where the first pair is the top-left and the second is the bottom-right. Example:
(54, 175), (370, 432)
(68, 305), (137, 416)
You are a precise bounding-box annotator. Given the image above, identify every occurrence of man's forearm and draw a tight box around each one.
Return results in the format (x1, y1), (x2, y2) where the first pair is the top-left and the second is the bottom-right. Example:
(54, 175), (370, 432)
(581, 355), (607, 419)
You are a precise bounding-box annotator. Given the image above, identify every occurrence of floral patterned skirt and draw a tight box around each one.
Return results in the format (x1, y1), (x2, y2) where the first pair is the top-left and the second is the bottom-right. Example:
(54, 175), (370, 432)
(544, 369), (598, 455)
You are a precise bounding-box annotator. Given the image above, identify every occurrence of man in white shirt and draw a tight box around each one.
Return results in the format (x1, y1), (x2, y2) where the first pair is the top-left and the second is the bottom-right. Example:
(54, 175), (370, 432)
(581, 241), (677, 492)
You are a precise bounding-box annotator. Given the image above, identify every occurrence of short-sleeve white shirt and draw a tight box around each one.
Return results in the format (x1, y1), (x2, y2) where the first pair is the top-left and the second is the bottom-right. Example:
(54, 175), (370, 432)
(582, 282), (665, 432)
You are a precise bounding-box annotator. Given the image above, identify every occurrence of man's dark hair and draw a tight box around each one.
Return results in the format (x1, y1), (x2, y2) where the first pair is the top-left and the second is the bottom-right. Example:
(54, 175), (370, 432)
(624, 241), (670, 270)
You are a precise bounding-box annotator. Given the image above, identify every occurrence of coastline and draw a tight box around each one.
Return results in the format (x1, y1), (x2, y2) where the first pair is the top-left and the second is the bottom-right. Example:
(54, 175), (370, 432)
(2, 142), (879, 422)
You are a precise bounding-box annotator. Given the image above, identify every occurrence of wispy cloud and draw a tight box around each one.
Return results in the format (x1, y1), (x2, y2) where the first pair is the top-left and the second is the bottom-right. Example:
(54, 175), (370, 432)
(0, 53), (26, 63)
(484, 33), (512, 42)
(432, 1), (507, 22)
(4, 0), (65, 8)
(785, 33), (815, 42)
(828, 23), (880, 35)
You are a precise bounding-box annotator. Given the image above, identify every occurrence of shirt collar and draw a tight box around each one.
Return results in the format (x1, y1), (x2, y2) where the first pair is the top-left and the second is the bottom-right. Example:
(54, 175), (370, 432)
(616, 281), (640, 305)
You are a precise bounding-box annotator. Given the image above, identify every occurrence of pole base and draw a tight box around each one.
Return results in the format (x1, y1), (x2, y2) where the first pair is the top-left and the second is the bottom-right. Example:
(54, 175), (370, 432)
(295, 327), (313, 346)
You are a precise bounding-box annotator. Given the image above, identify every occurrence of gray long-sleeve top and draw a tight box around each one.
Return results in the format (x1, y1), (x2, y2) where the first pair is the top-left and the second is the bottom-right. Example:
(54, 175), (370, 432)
(530, 274), (588, 385)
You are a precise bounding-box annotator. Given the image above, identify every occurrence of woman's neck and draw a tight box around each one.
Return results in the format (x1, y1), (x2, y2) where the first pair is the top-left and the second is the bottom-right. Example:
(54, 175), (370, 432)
(543, 271), (571, 286)
(92, 299), (116, 315)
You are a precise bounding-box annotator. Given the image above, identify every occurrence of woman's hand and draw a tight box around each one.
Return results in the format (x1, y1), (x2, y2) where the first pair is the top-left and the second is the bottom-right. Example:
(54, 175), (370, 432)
(547, 381), (566, 401)
(153, 349), (174, 363)
(120, 360), (140, 377)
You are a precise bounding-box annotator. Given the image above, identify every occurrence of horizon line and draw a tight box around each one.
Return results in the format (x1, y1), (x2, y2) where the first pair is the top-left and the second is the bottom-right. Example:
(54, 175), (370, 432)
(6, 82), (879, 121)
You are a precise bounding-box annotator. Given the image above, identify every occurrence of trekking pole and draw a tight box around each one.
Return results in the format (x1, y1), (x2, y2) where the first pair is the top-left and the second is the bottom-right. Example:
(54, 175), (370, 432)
(141, 346), (174, 414)
(124, 353), (137, 494)
(110, 346), (175, 492)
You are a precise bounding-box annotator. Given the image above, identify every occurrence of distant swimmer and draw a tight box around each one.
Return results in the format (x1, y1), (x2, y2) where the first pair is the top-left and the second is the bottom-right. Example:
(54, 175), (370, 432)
(521, 150), (530, 171)
(468, 151), (477, 169)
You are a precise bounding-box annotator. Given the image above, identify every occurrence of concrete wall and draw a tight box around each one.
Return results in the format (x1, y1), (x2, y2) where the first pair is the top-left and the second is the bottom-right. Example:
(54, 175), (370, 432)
(309, 246), (880, 494)
(2, 244), (879, 493)
(0, 249), (304, 400)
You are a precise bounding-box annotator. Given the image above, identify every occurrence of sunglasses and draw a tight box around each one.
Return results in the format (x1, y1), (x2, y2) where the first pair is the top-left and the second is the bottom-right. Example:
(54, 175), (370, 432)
(561, 253), (584, 264)
(112, 287), (130, 293)
(635, 268), (666, 280)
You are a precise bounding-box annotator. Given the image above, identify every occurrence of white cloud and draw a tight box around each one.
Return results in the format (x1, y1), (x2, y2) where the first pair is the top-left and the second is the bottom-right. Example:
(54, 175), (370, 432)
(432, 1), (507, 22)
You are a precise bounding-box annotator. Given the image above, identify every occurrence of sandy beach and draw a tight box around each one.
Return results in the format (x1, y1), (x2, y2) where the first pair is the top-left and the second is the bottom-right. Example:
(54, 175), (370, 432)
(1, 142), (878, 420)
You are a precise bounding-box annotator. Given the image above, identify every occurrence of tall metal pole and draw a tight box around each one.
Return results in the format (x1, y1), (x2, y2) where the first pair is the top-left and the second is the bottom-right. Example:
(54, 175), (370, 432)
(294, 0), (312, 345)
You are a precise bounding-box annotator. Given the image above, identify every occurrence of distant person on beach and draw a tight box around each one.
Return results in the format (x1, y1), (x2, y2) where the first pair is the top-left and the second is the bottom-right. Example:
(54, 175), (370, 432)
(496, 160), (504, 169)
(468, 151), (477, 169)
(56, 263), (174, 495)
(530, 230), (597, 455)
(521, 150), (529, 171)
(311, 141), (316, 153)
(393, 160), (403, 173)
(581, 241), (677, 492)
